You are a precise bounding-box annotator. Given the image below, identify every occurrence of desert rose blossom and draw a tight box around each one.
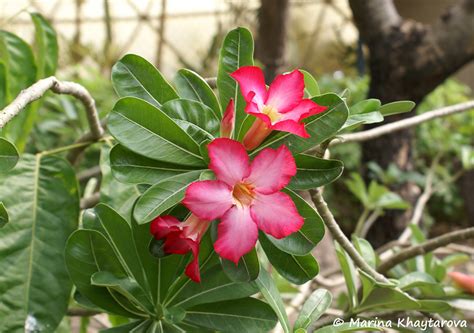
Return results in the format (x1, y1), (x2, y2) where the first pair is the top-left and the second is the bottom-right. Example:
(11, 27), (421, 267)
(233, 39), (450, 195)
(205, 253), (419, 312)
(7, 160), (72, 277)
(150, 214), (210, 282)
(230, 66), (327, 150)
(183, 138), (304, 264)
(220, 99), (234, 138)
(448, 272), (474, 294)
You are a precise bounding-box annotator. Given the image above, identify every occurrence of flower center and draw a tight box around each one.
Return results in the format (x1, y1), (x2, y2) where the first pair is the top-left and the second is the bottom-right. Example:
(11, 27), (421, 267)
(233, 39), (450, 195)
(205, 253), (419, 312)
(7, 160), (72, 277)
(262, 105), (281, 124)
(232, 182), (255, 207)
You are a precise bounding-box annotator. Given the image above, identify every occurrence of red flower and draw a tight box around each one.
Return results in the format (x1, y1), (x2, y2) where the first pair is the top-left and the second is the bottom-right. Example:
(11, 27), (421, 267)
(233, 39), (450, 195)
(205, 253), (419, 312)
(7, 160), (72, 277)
(150, 214), (210, 282)
(230, 66), (326, 150)
(183, 138), (304, 264)
(220, 99), (235, 138)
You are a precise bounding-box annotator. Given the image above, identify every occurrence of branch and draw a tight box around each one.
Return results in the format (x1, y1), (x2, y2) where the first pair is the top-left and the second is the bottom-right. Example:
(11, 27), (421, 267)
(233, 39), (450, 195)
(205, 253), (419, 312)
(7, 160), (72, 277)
(348, 0), (401, 41)
(0, 76), (104, 140)
(80, 192), (100, 210)
(332, 101), (474, 145)
(377, 227), (474, 274)
(205, 77), (217, 88)
(310, 188), (390, 284)
(67, 308), (100, 316)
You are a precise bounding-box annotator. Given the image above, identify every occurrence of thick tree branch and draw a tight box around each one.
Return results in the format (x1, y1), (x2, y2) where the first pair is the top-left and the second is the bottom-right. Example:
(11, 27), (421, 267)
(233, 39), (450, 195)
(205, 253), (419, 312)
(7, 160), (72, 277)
(377, 227), (474, 274)
(332, 100), (474, 145)
(348, 0), (401, 40)
(0, 76), (104, 140)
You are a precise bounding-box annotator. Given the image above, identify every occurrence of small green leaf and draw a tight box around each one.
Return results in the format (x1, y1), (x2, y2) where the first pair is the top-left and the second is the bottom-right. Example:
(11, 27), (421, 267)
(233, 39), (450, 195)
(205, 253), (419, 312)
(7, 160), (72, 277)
(31, 12), (58, 78)
(0, 202), (8, 227)
(173, 69), (221, 117)
(289, 154), (344, 190)
(108, 97), (205, 167)
(184, 298), (277, 333)
(133, 171), (202, 223)
(352, 237), (377, 269)
(301, 70), (320, 97)
(379, 100), (415, 116)
(349, 99), (381, 115)
(398, 271), (437, 290)
(221, 248), (260, 282)
(335, 244), (358, 310)
(0, 137), (19, 171)
(267, 188), (325, 255)
(342, 111), (384, 130)
(294, 289), (332, 330)
(314, 322), (383, 333)
(111, 54), (178, 106)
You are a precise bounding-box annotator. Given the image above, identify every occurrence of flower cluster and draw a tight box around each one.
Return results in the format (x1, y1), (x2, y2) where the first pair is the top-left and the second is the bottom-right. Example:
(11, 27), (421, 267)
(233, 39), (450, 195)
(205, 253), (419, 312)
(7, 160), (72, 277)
(150, 66), (326, 282)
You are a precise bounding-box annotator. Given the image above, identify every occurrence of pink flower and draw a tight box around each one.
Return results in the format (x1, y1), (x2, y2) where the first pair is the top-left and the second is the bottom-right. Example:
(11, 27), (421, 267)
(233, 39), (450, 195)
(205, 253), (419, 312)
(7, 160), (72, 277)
(448, 272), (474, 294)
(150, 214), (210, 282)
(182, 138), (304, 264)
(220, 99), (234, 138)
(230, 66), (327, 150)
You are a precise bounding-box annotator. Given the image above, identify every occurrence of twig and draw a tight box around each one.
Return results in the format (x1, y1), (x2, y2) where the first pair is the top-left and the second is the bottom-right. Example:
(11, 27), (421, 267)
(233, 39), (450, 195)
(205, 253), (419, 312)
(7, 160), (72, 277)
(359, 209), (382, 238)
(377, 227), (474, 274)
(80, 192), (101, 210)
(205, 77), (217, 88)
(310, 188), (390, 284)
(77, 166), (102, 183)
(331, 101), (474, 146)
(67, 308), (100, 317)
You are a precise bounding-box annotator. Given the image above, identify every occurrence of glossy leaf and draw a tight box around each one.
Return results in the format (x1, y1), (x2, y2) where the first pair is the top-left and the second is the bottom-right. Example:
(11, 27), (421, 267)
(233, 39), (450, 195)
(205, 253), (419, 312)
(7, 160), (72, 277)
(294, 289), (332, 330)
(217, 27), (254, 140)
(349, 99), (381, 115)
(101, 320), (151, 333)
(167, 265), (258, 309)
(0, 202), (8, 227)
(289, 154), (344, 190)
(0, 137), (19, 172)
(31, 13), (58, 78)
(252, 93), (349, 155)
(161, 99), (220, 137)
(342, 111), (384, 130)
(352, 237), (377, 269)
(335, 244), (358, 310)
(301, 70), (320, 97)
(221, 247), (260, 282)
(267, 188), (325, 255)
(379, 100), (415, 116)
(184, 298), (277, 333)
(260, 233), (319, 285)
(112, 54), (178, 106)
(173, 69), (221, 117)
(0, 155), (79, 332)
(398, 271), (438, 291)
(133, 171), (203, 223)
(108, 97), (205, 167)
(255, 267), (290, 333)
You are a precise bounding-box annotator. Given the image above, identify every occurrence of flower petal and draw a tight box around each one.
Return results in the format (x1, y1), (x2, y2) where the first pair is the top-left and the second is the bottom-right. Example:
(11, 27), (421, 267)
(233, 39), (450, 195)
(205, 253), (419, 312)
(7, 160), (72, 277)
(150, 216), (182, 240)
(214, 206), (258, 264)
(182, 180), (233, 220)
(266, 70), (304, 112)
(208, 138), (250, 185)
(271, 120), (310, 138)
(246, 145), (296, 193)
(220, 99), (235, 138)
(185, 241), (201, 282)
(279, 99), (327, 121)
(230, 66), (267, 106)
(164, 236), (201, 282)
(251, 192), (304, 239)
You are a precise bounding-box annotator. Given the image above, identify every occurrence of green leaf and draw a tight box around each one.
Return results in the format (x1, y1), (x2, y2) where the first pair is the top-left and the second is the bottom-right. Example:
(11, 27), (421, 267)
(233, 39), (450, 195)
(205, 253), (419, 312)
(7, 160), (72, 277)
(289, 154), (344, 190)
(221, 248), (260, 282)
(260, 233), (319, 285)
(108, 97), (205, 167)
(314, 322), (383, 333)
(161, 99), (220, 137)
(173, 69), (221, 117)
(0, 137), (19, 171)
(379, 100), (415, 116)
(267, 188), (325, 255)
(342, 111), (384, 131)
(352, 237), (377, 269)
(110, 144), (202, 185)
(255, 267), (290, 333)
(349, 99), (381, 115)
(100, 320), (151, 333)
(345, 173), (368, 206)
(0, 155), (79, 332)
(0, 61), (7, 107)
(65, 229), (145, 317)
(91, 271), (155, 316)
(294, 289), (332, 330)
(398, 272), (437, 290)
(217, 27), (254, 140)
(335, 245), (358, 310)
(31, 13), (58, 78)
(301, 70), (320, 97)
(167, 265), (258, 309)
(252, 93), (349, 155)
(184, 298), (277, 333)
(133, 171), (202, 223)
(111, 54), (178, 106)
(0, 202), (8, 227)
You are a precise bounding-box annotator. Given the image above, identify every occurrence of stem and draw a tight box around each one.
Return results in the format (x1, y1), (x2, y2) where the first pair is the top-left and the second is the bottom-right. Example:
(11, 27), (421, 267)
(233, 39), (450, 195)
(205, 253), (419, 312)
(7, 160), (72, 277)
(377, 227), (474, 274)
(331, 100), (474, 146)
(353, 208), (369, 237)
(310, 188), (390, 284)
(359, 209), (382, 238)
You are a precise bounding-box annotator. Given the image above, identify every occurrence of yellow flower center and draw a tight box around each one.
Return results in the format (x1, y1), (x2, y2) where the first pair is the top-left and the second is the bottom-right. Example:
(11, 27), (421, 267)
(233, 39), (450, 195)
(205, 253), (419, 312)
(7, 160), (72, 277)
(262, 105), (281, 124)
(232, 182), (255, 207)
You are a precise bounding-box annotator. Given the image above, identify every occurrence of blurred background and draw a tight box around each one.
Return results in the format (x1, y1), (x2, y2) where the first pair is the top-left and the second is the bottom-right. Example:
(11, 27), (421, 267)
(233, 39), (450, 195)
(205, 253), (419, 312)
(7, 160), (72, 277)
(1, 0), (472, 246)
